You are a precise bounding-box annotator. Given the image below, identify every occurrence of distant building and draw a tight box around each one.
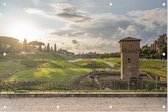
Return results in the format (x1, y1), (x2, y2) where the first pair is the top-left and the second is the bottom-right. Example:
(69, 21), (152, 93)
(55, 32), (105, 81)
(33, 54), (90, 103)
(150, 34), (167, 53)
(57, 48), (74, 56)
(76, 52), (99, 58)
(119, 37), (141, 81)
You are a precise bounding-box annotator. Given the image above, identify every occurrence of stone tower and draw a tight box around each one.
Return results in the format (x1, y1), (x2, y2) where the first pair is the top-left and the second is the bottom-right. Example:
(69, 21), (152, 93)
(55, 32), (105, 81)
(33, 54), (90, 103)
(119, 37), (141, 81)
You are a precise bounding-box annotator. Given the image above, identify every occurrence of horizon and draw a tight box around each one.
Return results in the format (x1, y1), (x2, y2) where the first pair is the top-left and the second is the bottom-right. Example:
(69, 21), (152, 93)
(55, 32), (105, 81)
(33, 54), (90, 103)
(0, 0), (167, 53)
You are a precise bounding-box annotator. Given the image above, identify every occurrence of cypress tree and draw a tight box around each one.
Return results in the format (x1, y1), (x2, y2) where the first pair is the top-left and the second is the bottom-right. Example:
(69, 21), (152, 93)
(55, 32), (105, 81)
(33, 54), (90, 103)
(47, 43), (50, 52)
(54, 44), (57, 52)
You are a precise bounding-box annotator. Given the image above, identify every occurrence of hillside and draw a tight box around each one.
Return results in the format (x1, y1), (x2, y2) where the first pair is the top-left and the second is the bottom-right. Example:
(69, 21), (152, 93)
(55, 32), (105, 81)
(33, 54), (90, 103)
(0, 53), (91, 83)
(0, 53), (167, 84)
(72, 58), (167, 78)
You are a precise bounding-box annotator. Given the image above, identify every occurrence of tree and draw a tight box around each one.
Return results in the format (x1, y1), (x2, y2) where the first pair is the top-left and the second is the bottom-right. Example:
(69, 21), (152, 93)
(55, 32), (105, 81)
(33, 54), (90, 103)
(162, 46), (167, 54)
(13, 43), (23, 53)
(0, 36), (19, 53)
(54, 44), (57, 52)
(51, 47), (53, 52)
(39, 45), (42, 52)
(23, 38), (27, 45)
(29, 41), (45, 52)
(43, 45), (47, 52)
(47, 43), (50, 52)
(23, 38), (29, 52)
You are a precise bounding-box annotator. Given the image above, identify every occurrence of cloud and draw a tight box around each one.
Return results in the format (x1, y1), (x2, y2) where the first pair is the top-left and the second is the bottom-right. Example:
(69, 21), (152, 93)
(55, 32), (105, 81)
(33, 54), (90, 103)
(72, 39), (80, 50)
(25, 8), (53, 18)
(127, 8), (167, 30)
(25, 3), (91, 22)
(51, 3), (91, 22)
(51, 29), (86, 37)
(25, 3), (167, 52)
(51, 8), (166, 52)
(31, 0), (41, 5)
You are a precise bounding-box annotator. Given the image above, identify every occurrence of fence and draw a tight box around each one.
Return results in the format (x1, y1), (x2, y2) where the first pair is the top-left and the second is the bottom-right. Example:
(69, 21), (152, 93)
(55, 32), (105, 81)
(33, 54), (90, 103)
(0, 80), (167, 93)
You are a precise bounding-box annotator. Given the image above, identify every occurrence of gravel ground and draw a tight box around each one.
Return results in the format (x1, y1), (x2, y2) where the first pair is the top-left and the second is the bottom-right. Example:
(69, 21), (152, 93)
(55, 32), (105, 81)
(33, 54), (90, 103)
(0, 97), (167, 112)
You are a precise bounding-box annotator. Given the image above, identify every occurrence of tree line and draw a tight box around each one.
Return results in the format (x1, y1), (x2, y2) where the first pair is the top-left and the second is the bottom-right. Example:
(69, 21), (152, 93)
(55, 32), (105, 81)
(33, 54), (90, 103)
(0, 36), (57, 54)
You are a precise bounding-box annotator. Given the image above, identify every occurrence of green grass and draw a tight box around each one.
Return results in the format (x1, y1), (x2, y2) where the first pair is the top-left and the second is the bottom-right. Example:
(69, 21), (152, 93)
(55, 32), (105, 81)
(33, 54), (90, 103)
(1, 53), (92, 84)
(10, 68), (92, 84)
(0, 53), (167, 82)
(20, 59), (47, 67)
(76, 58), (167, 77)
(143, 69), (166, 78)
(73, 58), (118, 68)
(160, 67), (167, 71)
(0, 53), (75, 80)
(0, 61), (21, 75)
(103, 58), (121, 69)
(139, 60), (167, 77)
(139, 60), (166, 69)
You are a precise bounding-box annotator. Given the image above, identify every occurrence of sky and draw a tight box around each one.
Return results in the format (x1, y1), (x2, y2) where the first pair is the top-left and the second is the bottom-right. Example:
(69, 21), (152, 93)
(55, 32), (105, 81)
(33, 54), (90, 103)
(0, 0), (167, 53)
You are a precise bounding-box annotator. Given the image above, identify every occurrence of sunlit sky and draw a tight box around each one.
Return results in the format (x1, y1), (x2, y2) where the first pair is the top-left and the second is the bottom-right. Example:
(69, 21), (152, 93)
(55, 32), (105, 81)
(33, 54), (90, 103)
(0, 0), (167, 53)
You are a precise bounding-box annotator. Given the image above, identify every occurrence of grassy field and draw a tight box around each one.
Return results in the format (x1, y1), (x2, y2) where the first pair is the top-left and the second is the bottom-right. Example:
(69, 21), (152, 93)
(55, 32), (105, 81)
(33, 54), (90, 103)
(0, 61), (21, 74)
(0, 53), (167, 84)
(73, 58), (167, 78)
(139, 60), (167, 78)
(10, 68), (92, 83)
(0, 53), (93, 84)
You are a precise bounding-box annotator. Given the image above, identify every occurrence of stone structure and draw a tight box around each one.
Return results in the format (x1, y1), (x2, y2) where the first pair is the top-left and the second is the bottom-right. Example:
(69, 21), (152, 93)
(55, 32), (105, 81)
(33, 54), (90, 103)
(150, 34), (167, 53)
(119, 37), (141, 81)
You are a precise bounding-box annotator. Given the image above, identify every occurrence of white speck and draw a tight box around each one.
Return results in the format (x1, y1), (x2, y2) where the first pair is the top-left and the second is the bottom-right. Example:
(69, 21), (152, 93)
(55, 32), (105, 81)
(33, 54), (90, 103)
(162, 52), (166, 56)
(4, 105), (6, 109)
(3, 52), (6, 56)
(109, 2), (112, 6)
(109, 105), (112, 109)
(56, 105), (59, 109)
(3, 2), (6, 6)
(163, 105), (166, 109)
(162, 3), (166, 6)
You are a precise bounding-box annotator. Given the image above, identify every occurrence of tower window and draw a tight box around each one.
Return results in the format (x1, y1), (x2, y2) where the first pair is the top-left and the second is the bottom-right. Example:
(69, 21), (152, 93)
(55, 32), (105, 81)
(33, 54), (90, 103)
(128, 58), (131, 63)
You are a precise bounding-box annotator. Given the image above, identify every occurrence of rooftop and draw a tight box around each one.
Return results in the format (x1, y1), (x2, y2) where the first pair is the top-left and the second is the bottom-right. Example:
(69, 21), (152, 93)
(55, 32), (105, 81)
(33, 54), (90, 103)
(119, 37), (141, 42)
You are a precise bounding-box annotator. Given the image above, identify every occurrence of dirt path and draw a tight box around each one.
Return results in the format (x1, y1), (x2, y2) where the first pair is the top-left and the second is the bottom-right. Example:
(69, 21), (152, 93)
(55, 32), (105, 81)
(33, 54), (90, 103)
(104, 61), (114, 67)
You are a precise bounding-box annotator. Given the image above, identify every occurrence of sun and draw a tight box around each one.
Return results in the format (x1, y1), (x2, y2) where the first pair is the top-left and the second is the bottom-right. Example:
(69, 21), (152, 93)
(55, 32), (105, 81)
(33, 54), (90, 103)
(8, 21), (42, 41)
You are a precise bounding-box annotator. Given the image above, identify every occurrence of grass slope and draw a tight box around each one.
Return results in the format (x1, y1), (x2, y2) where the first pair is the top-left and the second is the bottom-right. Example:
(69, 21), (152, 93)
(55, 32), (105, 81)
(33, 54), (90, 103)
(140, 60), (167, 77)
(0, 61), (21, 74)
(10, 68), (92, 83)
(73, 58), (167, 77)
(0, 53), (92, 84)
(0, 53), (167, 83)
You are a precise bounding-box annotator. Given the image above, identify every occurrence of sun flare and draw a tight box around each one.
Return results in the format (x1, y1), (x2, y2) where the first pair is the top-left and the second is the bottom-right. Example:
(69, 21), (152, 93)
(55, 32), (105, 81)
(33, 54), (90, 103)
(8, 22), (41, 41)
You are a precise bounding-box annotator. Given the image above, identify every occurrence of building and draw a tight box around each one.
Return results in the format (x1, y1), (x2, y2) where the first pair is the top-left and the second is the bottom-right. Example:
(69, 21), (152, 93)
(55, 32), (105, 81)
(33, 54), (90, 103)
(119, 37), (141, 81)
(150, 34), (167, 53)
(57, 48), (75, 56)
(76, 52), (99, 58)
